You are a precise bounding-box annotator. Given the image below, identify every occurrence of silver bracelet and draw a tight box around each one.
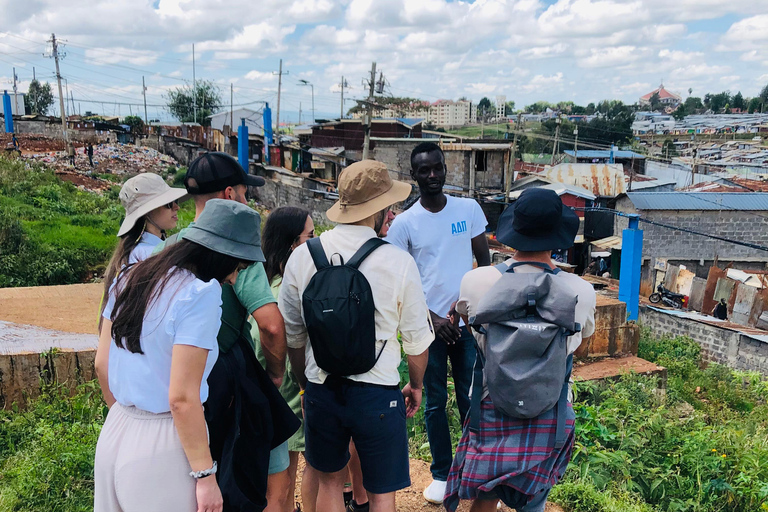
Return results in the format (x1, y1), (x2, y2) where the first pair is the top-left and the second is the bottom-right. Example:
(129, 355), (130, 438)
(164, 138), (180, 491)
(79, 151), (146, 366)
(189, 461), (218, 479)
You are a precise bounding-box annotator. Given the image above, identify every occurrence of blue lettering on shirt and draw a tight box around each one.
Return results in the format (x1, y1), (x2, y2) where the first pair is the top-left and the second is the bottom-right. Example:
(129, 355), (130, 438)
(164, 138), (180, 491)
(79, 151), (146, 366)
(451, 220), (467, 236)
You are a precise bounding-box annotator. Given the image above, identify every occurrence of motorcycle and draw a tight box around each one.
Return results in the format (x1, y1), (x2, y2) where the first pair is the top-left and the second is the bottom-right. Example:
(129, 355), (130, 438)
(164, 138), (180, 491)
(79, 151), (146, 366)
(649, 284), (687, 309)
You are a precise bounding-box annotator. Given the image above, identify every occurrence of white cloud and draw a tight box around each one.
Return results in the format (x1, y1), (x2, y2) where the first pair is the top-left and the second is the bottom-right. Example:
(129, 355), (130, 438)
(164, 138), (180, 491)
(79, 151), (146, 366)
(578, 46), (640, 68)
(520, 44), (567, 59)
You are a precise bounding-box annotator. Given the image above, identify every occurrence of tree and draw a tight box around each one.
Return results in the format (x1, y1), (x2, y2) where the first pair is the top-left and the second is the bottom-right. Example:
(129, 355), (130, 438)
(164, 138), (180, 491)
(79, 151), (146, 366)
(24, 79), (54, 115)
(748, 97), (762, 114)
(731, 92), (745, 111)
(505, 100), (516, 115)
(683, 96), (704, 114)
(525, 101), (554, 113)
(649, 92), (661, 111)
(673, 104), (687, 121)
(165, 80), (222, 126)
(585, 102), (596, 115)
(704, 91), (730, 113)
(477, 97), (495, 120)
(760, 84), (768, 111)
(123, 115), (145, 135)
(662, 139), (678, 158)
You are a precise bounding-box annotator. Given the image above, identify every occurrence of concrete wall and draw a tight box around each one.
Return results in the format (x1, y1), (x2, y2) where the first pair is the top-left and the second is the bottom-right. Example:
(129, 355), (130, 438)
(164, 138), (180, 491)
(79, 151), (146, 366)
(256, 178), (337, 226)
(639, 305), (768, 375)
(615, 195), (768, 263)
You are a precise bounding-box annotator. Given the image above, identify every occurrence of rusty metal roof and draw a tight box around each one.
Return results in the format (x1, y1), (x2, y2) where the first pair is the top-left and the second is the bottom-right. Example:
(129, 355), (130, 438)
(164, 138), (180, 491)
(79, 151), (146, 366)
(537, 163), (627, 197)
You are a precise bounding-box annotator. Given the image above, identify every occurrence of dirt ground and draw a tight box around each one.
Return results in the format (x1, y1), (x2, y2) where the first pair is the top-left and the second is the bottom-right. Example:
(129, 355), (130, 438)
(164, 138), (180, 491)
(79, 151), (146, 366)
(294, 457), (564, 512)
(0, 283), (103, 334)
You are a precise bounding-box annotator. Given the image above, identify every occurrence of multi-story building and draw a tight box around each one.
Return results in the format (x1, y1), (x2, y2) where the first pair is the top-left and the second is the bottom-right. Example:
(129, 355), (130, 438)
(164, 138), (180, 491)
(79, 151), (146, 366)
(351, 99), (477, 126)
(495, 95), (507, 121)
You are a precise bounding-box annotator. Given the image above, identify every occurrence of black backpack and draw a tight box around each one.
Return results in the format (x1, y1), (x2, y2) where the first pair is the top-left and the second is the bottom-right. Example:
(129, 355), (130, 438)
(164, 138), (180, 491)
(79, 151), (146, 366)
(302, 236), (388, 377)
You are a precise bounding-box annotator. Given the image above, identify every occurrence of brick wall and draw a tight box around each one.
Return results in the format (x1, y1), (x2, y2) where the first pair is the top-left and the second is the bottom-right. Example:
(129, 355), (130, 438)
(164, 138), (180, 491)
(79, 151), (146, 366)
(639, 305), (768, 374)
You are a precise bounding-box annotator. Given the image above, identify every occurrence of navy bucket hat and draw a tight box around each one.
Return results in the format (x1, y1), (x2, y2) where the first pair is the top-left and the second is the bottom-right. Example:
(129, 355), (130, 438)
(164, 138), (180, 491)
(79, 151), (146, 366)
(496, 188), (580, 252)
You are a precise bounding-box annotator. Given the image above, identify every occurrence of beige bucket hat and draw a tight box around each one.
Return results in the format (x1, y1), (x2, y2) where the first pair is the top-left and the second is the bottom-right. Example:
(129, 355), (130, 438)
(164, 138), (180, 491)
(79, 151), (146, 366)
(326, 160), (412, 224)
(117, 173), (189, 237)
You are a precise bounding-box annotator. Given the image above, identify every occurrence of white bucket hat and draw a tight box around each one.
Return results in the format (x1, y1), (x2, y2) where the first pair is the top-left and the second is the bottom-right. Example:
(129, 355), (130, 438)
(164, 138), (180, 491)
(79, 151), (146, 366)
(117, 173), (189, 237)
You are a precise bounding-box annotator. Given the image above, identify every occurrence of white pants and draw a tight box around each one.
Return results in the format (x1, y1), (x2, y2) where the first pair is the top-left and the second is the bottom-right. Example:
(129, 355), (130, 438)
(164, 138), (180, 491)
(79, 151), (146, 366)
(94, 403), (197, 512)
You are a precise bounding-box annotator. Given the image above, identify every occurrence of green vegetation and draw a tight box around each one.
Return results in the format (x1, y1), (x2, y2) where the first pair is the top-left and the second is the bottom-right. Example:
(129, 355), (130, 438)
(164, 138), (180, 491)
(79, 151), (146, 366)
(0, 382), (106, 512)
(404, 329), (768, 512)
(0, 157), (122, 287)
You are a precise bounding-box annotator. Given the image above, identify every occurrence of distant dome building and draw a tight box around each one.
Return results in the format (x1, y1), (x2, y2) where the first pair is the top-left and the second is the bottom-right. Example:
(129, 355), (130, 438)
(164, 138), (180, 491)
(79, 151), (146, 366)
(639, 84), (682, 107)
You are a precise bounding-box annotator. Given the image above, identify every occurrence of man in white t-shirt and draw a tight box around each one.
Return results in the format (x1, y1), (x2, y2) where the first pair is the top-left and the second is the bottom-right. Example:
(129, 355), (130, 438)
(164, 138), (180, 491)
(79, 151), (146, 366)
(446, 188), (596, 512)
(386, 142), (490, 504)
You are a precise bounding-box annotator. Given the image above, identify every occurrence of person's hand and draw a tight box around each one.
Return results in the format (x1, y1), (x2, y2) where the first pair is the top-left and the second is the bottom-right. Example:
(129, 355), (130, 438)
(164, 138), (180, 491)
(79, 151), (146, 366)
(402, 383), (423, 418)
(431, 311), (461, 345)
(195, 475), (223, 512)
(448, 301), (460, 327)
(268, 371), (283, 389)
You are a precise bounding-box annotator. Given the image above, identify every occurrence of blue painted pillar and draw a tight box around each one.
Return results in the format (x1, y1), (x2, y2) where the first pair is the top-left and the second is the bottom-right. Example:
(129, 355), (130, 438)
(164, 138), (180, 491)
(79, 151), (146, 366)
(618, 214), (643, 321)
(238, 118), (249, 171)
(609, 144), (615, 164)
(263, 103), (273, 165)
(3, 91), (13, 133)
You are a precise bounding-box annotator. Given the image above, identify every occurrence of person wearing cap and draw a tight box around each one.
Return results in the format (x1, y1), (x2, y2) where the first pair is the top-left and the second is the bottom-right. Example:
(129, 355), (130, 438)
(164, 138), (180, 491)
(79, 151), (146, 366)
(279, 160), (434, 512)
(152, 152), (297, 511)
(98, 173), (188, 330)
(385, 142), (490, 505)
(444, 188), (596, 512)
(94, 199), (265, 512)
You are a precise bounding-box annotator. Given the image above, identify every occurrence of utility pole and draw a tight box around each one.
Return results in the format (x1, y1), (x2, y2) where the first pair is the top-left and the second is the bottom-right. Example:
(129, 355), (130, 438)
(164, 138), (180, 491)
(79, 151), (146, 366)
(505, 113), (522, 204)
(142, 76), (149, 128)
(573, 127), (579, 158)
(550, 116), (561, 165)
(192, 44), (196, 124)
(273, 59), (287, 136)
(230, 83), (233, 133)
(299, 102), (302, 125)
(362, 62), (377, 160)
(12, 67), (17, 95)
(70, 90), (75, 117)
(339, 76), (349, 119)
(49, 33), (69, 143)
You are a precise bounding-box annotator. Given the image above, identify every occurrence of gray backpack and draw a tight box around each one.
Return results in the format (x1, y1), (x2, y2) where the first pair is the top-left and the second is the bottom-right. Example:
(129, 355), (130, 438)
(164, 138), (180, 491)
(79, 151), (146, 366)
(468, 262), (580, 449)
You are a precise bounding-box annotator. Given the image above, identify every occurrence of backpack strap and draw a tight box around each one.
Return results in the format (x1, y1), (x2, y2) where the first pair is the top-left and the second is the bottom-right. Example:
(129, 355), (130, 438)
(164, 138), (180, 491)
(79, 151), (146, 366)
(554, 351), (574, 450)
(307, 237), (330, 271)
(492, 262), (508, 275)
(469, 337), (486, 434)
(347, 238), (388, 269)
(507, 261), (561, 274)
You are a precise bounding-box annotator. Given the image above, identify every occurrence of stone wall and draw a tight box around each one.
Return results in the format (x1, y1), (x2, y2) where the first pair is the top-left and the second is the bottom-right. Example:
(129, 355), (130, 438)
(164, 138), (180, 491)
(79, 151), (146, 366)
(639, 305), (768, 375)
(256, 178), (337, 226)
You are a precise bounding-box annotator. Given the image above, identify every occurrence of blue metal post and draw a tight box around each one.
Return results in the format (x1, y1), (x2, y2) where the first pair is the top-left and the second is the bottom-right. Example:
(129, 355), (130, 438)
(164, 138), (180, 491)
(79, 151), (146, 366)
(3, 91), (13, 133)
(609, 144), (615, 164)
(238, 118), (249, 171)
(263, 102), (273, 165)
(618, 214), (643, 321)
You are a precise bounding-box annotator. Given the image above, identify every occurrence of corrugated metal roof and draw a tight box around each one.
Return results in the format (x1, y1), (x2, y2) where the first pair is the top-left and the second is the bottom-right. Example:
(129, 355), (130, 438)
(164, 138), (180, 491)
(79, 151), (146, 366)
(564, 149), (646, 160)
(591, 235), (622, 250)
(627, 192), (768, 211)
(508, 182), (596, 201)
(538, 163), (626, 197)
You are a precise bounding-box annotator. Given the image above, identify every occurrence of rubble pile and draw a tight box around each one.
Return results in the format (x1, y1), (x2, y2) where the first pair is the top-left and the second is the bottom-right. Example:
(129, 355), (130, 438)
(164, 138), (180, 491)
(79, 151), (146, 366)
(23, 142), (178, 175)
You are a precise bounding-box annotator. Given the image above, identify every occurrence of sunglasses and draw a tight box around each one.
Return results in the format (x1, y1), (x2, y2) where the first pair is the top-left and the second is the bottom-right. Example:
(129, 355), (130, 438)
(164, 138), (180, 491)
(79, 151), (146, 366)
(164, 200), (179, 209)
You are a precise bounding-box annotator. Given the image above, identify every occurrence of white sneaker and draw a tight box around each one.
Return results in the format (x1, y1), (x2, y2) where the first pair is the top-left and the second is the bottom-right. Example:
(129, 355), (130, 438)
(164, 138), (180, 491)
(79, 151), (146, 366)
(423, 479), (447, 505)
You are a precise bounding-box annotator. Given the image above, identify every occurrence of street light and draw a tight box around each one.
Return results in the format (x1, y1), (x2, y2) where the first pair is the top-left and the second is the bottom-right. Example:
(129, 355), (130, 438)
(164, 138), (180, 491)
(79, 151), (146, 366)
(298, 79), (315, 124)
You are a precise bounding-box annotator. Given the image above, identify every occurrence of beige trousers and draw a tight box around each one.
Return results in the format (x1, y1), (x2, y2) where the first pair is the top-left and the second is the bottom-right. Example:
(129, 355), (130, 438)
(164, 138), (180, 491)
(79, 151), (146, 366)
(94, 403), (197, 512)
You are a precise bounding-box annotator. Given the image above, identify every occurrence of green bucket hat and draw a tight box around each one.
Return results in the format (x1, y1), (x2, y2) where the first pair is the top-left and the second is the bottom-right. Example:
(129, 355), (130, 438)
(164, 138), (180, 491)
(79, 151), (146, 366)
(182, 199), (265, 262)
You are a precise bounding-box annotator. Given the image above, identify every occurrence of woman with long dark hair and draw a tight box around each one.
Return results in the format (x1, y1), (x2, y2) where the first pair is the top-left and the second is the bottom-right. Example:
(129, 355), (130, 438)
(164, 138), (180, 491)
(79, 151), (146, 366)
(251, 206), (316, 512)
(99, 173), (188, 328)
(94, 200), (265, 512)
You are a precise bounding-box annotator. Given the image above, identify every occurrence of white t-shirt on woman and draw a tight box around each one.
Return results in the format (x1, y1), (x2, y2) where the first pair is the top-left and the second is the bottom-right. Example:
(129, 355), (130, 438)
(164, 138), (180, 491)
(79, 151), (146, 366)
(102, 269), (222, 414)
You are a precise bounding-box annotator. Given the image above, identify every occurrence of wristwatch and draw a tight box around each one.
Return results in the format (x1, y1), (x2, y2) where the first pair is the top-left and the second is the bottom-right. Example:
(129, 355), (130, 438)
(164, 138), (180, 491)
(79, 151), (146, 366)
(190, 461), (218, 479)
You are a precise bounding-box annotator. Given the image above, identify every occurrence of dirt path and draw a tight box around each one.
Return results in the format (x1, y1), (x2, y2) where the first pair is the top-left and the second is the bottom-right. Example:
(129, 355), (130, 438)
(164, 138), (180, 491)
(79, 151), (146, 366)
(295, 457), (564, 512)
(0, 283), (103, 334)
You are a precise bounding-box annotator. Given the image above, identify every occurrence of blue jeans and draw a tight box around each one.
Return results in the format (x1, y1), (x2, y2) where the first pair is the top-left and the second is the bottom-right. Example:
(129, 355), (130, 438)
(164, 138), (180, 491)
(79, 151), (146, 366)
(424, 326), (476, 481)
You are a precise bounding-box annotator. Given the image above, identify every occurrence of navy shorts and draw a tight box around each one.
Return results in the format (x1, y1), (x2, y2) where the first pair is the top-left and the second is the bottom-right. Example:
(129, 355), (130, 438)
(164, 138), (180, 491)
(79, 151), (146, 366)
(304, 380), (410, 494)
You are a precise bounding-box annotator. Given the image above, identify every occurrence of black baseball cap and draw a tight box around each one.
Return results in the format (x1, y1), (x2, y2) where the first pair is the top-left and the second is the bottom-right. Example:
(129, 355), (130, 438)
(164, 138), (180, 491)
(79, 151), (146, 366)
(184, 152), (265, 195)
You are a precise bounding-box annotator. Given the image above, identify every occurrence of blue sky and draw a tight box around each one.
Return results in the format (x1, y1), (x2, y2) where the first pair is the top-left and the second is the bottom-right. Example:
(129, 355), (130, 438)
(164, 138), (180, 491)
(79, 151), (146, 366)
(0, 0), (766, 123)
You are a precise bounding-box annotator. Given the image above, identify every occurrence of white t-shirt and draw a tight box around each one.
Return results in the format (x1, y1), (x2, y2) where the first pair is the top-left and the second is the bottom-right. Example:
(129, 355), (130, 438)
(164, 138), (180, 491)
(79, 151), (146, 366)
(102, 269), (222, 414)
(386, 195), (488, 318)
(129, 232), (163, 265)
(279, 224), (434, 386)
(456, 258), (596, 398)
